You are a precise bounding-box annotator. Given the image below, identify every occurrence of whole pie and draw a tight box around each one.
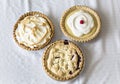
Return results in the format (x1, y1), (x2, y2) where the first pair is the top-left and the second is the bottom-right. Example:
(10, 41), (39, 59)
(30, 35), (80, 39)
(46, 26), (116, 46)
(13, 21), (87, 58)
(60, 5), (101, 42)
(13, 11), (54, 50)
(42, 40), (84, 80)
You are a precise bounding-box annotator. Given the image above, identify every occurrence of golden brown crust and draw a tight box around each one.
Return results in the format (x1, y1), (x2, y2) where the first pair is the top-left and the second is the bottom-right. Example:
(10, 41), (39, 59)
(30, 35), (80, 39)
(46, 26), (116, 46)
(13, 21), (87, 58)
(42, 40), (84, 81)
(60, 5), (101, 42)
(13, 11), (54, 50)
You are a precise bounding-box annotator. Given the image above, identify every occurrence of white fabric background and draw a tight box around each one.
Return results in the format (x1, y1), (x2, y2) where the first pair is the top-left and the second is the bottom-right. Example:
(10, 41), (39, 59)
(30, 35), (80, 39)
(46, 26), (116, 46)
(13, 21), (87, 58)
(0, 0), (120, 84)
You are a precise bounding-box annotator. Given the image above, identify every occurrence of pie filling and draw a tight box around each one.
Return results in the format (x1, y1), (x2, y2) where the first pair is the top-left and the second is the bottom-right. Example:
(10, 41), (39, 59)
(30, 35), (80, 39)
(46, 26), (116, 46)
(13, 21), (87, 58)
(47, 40), (82, 77)
(15, 14), (51, 48)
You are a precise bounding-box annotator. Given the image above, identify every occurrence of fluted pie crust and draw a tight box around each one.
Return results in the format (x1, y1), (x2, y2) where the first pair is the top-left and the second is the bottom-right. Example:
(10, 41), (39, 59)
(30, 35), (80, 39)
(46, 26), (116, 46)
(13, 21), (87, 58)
(60, 5), (101, 42)
(13, 11), (54, 50)
(42, 40), (84, 81)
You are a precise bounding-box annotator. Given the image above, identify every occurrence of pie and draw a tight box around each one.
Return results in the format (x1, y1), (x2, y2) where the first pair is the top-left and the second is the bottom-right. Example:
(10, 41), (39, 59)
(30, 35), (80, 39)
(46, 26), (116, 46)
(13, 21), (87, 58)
(13, 11), (54, 50)
(42, 40), (84, 80)
(60, 5), (101, 42)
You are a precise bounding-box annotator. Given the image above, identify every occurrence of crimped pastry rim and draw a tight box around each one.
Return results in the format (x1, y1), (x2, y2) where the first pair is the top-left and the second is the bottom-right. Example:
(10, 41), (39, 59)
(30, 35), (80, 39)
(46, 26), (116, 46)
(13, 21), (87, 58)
(60, 5), (101, 42)
(42, 40), (84, 81)
(13, 11), (54, 50)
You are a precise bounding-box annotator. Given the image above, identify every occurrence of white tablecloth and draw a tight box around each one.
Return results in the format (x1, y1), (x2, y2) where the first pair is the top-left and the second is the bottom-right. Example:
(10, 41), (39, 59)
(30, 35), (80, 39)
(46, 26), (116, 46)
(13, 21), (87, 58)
(0, 0), (120, 84)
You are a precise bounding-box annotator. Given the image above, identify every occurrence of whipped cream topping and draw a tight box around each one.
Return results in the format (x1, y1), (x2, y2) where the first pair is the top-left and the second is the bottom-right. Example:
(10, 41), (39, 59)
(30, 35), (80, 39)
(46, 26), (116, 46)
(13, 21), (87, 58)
(15, 15), (51, 48)
(66, 10), (94, 37)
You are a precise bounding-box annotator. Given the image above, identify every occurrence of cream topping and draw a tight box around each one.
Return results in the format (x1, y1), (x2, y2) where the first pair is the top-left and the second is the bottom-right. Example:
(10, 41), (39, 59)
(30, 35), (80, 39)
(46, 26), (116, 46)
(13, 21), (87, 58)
(15, 15), (51, 48)
(66, 10), (94, 37)
(47, 42), (81, 77)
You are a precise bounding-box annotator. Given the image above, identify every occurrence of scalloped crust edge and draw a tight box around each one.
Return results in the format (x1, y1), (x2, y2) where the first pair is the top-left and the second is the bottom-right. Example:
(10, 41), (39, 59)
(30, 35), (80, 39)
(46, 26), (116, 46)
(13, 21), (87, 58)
(13, 11), (54, 50)
(42, 40), (84, 81)
(60, 5), (101, 42)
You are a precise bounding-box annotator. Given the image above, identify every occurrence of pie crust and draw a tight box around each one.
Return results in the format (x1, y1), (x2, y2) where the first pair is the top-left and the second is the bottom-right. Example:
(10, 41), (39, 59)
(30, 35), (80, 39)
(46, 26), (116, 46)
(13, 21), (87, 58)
(60, 5), (101, 42)
(13, 11), (54, 50)
(42, 40), (84, 80)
